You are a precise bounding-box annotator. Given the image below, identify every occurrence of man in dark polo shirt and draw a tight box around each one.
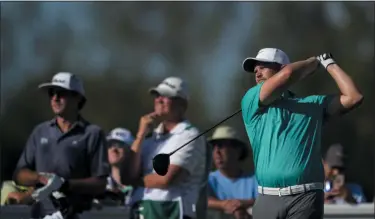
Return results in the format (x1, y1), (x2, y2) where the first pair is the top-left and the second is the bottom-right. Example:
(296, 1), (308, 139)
(13, 72), (110, 219)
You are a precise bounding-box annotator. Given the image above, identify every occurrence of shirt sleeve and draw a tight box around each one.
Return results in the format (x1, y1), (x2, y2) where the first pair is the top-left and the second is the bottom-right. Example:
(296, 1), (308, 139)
(12, 126), (39, 183)
(241, 83), (264, 125)
(14, 127), (39, 171)
(207, 173), (218, 198)
(169, 131), (206, 175)
(306, 95), (334, 109)
(87, 128), (110, 178)
(252, 177), (259, 198)
(303, 95), (335, 122)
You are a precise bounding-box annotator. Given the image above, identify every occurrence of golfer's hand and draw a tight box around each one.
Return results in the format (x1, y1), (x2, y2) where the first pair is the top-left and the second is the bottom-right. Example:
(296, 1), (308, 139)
(317, 53), (335, 69)
(137, 112), (160, 138)
(6, 191), (33, 204)
(31, 173), (65, 202)
(222, 199), (243, 214)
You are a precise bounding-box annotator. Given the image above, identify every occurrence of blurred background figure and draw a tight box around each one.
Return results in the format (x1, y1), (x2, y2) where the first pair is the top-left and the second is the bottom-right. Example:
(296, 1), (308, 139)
(122, 77), (207, 219)
(12, 72), (110, 218)
(323, 144), (366, 204)
(1, 180), (34, 205)
(207, 125), (257, 219)
(103, 127), (135, 206)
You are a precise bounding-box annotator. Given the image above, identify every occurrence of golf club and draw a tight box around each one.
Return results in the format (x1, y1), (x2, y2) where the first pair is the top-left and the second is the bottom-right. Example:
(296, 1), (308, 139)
(152, 108), (242, 176)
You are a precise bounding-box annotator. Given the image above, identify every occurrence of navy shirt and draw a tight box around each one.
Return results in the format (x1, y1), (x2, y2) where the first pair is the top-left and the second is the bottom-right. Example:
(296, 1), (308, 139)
(14, 117), (110, 214)
(15, 117), (109, 179)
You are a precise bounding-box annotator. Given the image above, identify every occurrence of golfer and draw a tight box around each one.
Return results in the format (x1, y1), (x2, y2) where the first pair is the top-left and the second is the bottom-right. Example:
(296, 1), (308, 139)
(241, 48), (363, 219)
(120, 76), (207, 219)
(13, 72), (110, 219)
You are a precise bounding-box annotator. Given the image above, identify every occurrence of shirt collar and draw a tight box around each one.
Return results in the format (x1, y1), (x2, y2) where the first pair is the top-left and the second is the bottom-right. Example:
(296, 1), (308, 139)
(282, 90), (295, 98)
(49, 115), (88, 128)
(154, 120), (191, 136)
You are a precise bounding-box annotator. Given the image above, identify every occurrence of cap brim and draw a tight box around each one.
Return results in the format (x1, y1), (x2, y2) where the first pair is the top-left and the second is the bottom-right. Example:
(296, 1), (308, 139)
(242, 57), (278, 73)
(208, 137), (249, 160)
(149, 87), (179, 98)
(207, 137), (246, 146)
(106, 137), (133, 146)
(38, 83), (71, 91)
(38, 83), (86, 100)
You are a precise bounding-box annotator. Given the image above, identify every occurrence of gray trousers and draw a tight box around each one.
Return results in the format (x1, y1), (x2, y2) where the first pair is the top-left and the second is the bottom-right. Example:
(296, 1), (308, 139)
(252, 190), (324, 219)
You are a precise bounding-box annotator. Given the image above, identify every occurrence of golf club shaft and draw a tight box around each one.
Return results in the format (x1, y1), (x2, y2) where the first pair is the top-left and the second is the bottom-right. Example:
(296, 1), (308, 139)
(169, 108), (242, 155)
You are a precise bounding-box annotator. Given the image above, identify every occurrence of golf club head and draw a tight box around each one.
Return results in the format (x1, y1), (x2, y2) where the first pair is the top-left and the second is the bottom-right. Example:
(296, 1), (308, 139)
(152, 153), (170, 176)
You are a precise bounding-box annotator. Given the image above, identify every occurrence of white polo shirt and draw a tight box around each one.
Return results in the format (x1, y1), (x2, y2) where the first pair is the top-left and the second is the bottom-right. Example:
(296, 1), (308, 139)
(130, 120), (207, 218)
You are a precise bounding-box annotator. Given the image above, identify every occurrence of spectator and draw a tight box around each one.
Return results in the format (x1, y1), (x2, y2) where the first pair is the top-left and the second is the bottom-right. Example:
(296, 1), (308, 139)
(13, 72), (110, 219)
(323, 143), (366, 204)
(1, 180), (34, 205)
(103, 127), (135, 205)
(120, 76), (207, 219)
(207, 125), (257, 219)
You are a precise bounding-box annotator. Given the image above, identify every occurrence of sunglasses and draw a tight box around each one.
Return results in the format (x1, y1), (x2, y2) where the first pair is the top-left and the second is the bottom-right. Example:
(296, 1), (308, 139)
(48, 89), (77, 98)
(254, 62), (282, 72)
(107, 140), (127, 148)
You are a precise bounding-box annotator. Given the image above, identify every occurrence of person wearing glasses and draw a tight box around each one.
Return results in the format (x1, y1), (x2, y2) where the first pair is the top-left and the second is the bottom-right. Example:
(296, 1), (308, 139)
(104, 127), (135, 206)
(13, 72), (110, 219)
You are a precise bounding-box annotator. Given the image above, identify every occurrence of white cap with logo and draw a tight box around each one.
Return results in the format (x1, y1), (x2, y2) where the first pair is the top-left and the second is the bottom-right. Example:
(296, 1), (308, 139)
(38, 72), (85, 97)
(149, 76), (189, 100)
(106, 128), (134, 146)
(243, 48), (290, 73)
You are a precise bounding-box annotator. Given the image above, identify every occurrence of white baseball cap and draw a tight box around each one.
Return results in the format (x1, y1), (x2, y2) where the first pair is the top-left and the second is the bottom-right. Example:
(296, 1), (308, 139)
(38, 72), (85, 97)
(106, 128), (134, 146)
(243, 48), (290, 73)
(149, 76), (189, 100)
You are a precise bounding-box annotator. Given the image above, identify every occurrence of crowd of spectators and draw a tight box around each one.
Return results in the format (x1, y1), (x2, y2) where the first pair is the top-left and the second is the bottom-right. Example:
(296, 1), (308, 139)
(0, 73), (370, 219)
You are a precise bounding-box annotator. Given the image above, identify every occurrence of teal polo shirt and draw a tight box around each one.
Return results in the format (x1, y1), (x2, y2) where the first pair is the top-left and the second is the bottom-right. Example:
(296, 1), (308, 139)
(241, 82), (332, 188)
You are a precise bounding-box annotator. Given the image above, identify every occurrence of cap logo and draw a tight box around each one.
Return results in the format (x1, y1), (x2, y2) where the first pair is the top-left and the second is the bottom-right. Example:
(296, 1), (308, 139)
(114, 132), (128, 138)
(258, 50), (266, 55)
(53, 79), (66, 84)
(162, 81), (177, 89)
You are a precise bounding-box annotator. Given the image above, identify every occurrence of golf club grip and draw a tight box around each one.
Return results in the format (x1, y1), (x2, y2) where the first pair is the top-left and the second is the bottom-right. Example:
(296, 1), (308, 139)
(169, 108), (242, 155)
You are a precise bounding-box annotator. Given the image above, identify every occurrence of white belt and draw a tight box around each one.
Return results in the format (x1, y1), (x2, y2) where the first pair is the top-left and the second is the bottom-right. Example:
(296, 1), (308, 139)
(258, 182), (324, 196)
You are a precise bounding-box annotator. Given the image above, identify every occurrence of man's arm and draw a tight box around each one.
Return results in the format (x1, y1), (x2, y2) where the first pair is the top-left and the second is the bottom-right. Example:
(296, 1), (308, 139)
(13, 127), (48, 186)
(324, 63), (363, 116)
(14, 169), (48, 187)
(120, 112), (160, 185)
(136, 164), (189, 189)
(61, 177), (107, 196)
(119, 136), (145, 185)
(260, 57), (319, 105)
(239, 199), (255, 209)
(208, 196), (226, 210)
(110, 166), (124, 187)
(136, 132), (205, 189)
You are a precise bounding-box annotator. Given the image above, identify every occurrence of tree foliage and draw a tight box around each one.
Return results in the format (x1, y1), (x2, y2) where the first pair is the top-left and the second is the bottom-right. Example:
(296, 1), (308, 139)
(1, 2), (373, 200)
